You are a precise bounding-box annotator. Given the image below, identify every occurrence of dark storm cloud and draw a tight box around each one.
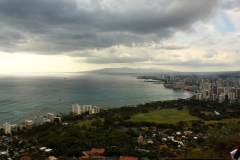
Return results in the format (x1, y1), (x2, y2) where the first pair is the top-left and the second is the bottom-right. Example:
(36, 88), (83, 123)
(0, 0), (218, 57)
(220, 0), (240, 10)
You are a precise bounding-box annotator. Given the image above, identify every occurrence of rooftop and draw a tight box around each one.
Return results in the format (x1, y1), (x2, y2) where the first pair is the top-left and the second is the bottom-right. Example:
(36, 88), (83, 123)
(119, 156), (138, 160)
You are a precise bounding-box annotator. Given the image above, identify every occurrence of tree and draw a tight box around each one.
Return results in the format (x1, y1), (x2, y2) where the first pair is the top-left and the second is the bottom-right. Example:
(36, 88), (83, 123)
(202, 123), (240, 157)
(104, 118), (114, 125)
(91, 119), (102, 127)
(182, 147), (219, 158)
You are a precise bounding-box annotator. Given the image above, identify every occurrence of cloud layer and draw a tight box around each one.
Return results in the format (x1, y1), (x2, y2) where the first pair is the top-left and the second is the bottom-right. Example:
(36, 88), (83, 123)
(0, 0), (239, 72)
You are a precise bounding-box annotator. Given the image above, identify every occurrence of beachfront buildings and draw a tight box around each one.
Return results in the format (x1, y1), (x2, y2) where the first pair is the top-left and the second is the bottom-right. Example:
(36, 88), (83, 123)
(34, 116), (45, 125)
(47, 113), (55, 122)
(25, 120), (34, 129)
(72, 103), (81, 115)
(82, 105), (92, 113)
(11, 124), (18, 132)
(83, 105), (100, 114)
(3, 122), (11, 134)
(72, 104), (100, 115)
(92, 106), (100, 114)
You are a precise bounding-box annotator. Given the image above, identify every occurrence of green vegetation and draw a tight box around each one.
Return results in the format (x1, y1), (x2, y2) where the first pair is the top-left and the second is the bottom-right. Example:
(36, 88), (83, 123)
(13, 98), (240, 159)
(77, 118), (104, 127)
(129, 108), (239, 124)
(129, 108), (199, 124)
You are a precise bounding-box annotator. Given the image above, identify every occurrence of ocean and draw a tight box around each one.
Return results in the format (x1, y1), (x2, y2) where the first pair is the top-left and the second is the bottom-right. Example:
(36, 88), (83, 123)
(0, 73), (193, 125)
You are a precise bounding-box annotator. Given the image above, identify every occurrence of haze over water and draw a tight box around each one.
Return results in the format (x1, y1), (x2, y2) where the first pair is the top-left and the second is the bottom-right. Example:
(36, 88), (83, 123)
(0, 74), (193, 125)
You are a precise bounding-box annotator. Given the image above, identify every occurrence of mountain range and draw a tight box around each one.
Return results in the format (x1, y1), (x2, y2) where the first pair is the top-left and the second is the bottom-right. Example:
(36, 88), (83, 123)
(84, 68), (175, 74)
(83, 68), (240, 76)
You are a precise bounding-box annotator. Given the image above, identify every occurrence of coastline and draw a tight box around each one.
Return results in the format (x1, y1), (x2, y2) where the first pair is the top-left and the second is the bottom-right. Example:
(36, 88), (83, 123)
(0, 74), (193, 126)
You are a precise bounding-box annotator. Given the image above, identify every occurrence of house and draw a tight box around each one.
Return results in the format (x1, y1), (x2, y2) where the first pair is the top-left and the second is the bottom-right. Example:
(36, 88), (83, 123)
(45, 149), (52, 152)
(146, 140), (153, 144)
(137, 135), (146, 145)
(79, 148), (106, 160)
(90, 148), (105, 156)
(214, 111), (220, 115)
(176, 131), (181, 135)
(39, 147), (47, 151)
(159, 144), (168, 150)
(119, 156), (138, 160)
(20, 156), (31, 160)
(47, 156), (58, 160)
(79, 155), (89, 159)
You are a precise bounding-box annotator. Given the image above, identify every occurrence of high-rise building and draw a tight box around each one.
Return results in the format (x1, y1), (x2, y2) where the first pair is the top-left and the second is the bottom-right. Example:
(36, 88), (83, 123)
(25, 120), (34, 129)
(203, 83), (211, 92)
(89, 108), (95, 115)
(93, 106), (100, 113)
(228, 92), (235, 100)
(11, 124), (18, 132)
(229, 87), (236, 98)
(170, 75), (175, 81)
(202, 90), (209, 99)
(47, 113), (55, 122)
(210, 94), (216, 101)
(72, 104), (81, 115)
(237, 88), (240, 100)
(82, 105), (92, 113)
(3, 122), (11, 134)
(230, 98), (237, 104)
(0, 126), (3, 135)
(34, 116), (39, 125)
(34, 116), (42, 125)
(173, 82), (184, 89)
(218, 87), (225, 96)
(218, 95), (225, 103)
(213, 85), (218, 95)
(195, 93), (202, 100)
(18, 124), (23, 131)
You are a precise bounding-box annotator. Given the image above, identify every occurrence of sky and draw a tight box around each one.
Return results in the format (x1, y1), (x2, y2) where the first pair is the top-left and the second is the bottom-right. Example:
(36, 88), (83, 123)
(0, 0), (240, 73)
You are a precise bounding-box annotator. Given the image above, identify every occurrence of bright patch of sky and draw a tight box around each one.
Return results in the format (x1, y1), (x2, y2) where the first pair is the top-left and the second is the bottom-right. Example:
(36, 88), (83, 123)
(212, 11), (236, 32)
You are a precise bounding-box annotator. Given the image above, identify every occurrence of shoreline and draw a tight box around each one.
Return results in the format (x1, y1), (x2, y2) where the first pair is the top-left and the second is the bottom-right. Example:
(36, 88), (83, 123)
(0, 75), (193, 126)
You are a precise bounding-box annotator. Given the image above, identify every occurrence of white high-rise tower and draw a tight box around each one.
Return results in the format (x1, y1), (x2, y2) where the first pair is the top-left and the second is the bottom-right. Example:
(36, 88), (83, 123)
(72, 104), (81, 115)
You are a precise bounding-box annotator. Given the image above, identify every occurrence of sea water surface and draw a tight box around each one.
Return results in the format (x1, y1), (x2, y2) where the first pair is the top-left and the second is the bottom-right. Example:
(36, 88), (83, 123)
(0, 73), (193, 125)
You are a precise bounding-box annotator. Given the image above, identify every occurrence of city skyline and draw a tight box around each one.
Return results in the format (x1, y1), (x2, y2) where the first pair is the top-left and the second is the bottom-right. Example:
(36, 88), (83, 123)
(0, 0), (240, 73)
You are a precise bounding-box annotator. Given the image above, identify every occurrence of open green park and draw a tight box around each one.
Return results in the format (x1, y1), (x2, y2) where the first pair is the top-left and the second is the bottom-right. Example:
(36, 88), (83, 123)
(130, 108), (198, 124)
(77, 108), (239, 127)
(129, 108), (239, 124)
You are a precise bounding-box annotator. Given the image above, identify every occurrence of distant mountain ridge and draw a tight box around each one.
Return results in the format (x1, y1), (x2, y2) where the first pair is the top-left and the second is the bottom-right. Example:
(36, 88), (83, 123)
(83, 68), (240, 76)
(84, 68), (175, 74)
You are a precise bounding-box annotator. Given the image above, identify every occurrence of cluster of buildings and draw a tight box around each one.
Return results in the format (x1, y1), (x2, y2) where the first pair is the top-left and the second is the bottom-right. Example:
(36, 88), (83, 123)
(1, 104), (100, 135)
(158, 74), (240, 103)
(0, 113), (61, 135)
(72, 104), (100, 115)
(195, 83), (240, 103)
(78, 148), (138, 160)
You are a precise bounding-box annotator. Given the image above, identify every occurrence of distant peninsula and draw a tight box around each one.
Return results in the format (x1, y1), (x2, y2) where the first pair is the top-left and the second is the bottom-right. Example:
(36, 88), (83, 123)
(82, 67), (176, 74)
(82, 67), (240, 76)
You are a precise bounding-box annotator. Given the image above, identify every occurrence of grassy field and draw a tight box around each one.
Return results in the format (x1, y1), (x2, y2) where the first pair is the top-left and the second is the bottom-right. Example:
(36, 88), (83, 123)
(129, 108), (199, 124)
(76, 109), (239, 127)
(129, 108), (239, 124)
